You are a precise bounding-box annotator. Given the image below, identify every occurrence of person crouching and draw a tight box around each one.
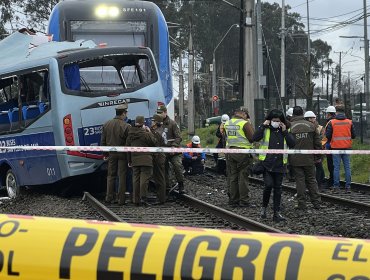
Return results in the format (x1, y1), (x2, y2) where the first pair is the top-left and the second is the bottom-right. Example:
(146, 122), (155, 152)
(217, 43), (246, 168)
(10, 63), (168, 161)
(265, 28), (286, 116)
(182, 135), (206, 175)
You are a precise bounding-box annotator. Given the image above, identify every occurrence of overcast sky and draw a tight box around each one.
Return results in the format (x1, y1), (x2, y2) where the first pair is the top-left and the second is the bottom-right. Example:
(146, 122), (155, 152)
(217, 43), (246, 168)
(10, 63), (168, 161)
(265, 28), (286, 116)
(264, 0), (369, 87)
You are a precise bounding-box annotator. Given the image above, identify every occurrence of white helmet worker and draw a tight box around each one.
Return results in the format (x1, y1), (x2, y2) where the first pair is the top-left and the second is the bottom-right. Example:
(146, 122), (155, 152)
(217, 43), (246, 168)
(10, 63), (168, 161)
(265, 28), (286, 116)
(286, 108), (293, 117)
(304, 111), (316, 118)
(221, 114), (230, 123)
(191, 135), (201, 145)
(326, 106), (336, 113)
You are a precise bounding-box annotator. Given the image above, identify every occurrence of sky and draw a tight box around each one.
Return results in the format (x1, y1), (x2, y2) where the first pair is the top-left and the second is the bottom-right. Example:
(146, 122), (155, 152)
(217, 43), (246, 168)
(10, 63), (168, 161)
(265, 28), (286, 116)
(264, 0), (370, 89)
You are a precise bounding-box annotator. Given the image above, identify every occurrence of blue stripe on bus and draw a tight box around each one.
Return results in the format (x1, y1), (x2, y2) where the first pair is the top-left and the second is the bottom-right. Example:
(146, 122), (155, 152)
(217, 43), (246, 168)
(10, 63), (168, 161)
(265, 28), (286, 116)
(0, 132), (61, 186)
(48, 5), (60, 41)
(156, 7), (173, 105)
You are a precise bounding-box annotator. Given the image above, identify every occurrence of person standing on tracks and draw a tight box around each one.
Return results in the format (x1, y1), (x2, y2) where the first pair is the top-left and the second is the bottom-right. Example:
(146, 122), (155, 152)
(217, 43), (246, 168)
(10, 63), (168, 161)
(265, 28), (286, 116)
(304, 111), (326, 190)
(322, 105), (336, 188)
(150, 114), (166, 204)
(224, 107), (255, 207)
(285, 107), (295, 182)
(213, 114), (230, 165)
(100, 103), (130, 205)
(126, 115), (157, 206)
(325, 105), (356, 193)
(253, 109), (295, 222)
(182, 135), (206, 175)
(289, 106), (322, 210)
(156, 105), (185, 194)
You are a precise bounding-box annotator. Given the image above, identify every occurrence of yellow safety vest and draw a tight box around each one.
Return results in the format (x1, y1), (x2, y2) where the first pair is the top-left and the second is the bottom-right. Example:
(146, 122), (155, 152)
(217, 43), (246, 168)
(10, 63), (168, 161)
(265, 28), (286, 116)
(258, 128), (288, 164)
(224, 118), (253, 148)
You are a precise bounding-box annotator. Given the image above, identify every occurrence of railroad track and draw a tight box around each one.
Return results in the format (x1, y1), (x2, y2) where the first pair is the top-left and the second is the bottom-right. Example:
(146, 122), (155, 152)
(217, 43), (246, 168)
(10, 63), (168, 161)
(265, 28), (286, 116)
(82, 192), (283, 233)
(205, 155), (370, 214)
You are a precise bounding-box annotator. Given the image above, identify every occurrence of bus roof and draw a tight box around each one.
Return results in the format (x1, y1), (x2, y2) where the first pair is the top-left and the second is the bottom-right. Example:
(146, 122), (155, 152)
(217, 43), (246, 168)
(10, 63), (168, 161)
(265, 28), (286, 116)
(0, 31), (96, 68)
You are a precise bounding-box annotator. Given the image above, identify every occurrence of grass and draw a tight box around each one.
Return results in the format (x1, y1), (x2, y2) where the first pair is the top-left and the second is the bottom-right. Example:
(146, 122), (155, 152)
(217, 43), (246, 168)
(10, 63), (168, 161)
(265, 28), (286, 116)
(181, 127), (370, 184)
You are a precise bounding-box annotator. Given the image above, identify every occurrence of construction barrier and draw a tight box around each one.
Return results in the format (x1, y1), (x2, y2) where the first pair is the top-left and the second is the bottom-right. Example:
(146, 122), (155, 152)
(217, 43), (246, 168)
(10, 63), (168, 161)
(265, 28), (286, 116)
(1, 145), (370, 155)
(0, 214), (369, 279)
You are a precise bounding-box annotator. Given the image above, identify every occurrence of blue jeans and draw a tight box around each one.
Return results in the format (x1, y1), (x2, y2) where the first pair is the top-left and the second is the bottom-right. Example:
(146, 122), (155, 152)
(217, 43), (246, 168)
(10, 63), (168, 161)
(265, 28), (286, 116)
(333, 153), (351, 188)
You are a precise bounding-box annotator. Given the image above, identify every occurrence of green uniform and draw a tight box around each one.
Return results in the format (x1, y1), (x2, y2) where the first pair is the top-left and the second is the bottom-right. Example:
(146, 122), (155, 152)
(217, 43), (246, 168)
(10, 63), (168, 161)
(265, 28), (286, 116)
(100, 116), (130, 204)
(151, 125), (166, 203)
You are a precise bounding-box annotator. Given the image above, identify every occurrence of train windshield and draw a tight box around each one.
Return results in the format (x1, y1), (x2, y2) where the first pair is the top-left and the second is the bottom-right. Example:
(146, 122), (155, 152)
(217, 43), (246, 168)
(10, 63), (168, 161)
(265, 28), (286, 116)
(70, 21), (146, 47)
(62, 52), (155, 96)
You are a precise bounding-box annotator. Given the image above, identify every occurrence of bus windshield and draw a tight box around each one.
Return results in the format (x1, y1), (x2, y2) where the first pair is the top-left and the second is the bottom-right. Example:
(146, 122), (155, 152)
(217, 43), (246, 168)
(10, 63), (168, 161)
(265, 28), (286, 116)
(62, 52), (155, 96)
(70, 21), (146, 47)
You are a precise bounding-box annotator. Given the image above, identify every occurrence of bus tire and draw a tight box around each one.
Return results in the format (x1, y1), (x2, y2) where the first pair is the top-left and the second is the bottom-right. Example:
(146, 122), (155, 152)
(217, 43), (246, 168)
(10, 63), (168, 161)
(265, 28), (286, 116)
(6, 169), (22, 199)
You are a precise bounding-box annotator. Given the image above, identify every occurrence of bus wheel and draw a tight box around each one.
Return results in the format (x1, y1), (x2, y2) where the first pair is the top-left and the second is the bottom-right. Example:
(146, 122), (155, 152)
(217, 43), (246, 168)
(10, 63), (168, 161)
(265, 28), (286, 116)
(6, 170), (21, 199)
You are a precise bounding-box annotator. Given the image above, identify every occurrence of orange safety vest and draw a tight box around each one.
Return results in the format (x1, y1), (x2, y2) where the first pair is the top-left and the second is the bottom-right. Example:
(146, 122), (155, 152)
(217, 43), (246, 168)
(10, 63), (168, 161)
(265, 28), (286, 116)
(186, 142), (201, 157)
(330, 119), (353, 149)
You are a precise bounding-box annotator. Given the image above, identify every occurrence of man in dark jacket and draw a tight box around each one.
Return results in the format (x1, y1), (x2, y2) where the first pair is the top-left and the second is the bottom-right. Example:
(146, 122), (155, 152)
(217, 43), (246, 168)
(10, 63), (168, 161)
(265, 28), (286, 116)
(253, 109), (295, 222)
(101, 103), (130, 205)
(289, 106), (321, 210)
(326, 105), (356, 193)
(157, 105), (185, 193)
(322, 105), (337, 188)
(150, 114), (166, 204)
(126, 115), (156, 205)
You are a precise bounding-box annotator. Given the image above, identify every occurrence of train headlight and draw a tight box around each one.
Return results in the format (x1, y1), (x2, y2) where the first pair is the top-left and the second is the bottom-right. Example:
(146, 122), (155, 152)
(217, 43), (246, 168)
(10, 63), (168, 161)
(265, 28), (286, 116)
(95, 6), (108, 18)
(108, 6), (119, 17)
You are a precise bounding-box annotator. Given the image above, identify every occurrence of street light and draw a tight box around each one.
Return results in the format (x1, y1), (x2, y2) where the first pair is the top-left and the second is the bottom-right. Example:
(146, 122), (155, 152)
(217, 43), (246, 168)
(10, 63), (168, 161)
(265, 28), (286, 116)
(212, 23), (239, 100)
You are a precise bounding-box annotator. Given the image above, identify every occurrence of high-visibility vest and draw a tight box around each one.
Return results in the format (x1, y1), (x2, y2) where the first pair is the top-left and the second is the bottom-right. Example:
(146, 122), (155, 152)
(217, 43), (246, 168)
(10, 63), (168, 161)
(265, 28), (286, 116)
(330, 119), (353, 149)
(224, 118), (252, 148)
(185, 142), (200, 157)
(258, 128), (288, 164)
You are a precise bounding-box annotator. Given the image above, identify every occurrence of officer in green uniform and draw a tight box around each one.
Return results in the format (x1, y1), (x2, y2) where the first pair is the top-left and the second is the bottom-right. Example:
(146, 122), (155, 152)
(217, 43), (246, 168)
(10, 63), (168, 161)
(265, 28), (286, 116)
(150, 114), (166, 204)
(224, 107), (255, 207)
(157, 105), (185, 193)
(100, 103), (130, 205)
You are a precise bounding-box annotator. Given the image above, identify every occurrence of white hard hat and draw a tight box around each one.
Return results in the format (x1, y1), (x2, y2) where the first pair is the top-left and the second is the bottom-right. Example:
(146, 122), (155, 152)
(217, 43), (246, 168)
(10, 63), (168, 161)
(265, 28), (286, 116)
(221, 114), (230, 123)
(286, 108), (293, 117)
(326, 106), (336, 113)
(191, 135), (201, 144)
(304, 111), (316, 118)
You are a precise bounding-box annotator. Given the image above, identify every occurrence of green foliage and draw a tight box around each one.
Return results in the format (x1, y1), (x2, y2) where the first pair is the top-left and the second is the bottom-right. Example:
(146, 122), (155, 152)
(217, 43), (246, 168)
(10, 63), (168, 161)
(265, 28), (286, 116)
(181, 125), (218, 148)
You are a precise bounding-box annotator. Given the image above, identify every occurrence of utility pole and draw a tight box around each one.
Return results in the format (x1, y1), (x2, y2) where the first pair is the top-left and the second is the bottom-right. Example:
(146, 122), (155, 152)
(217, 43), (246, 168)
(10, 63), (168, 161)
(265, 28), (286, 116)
(244, 0), (256, 124)
(363, 0), (370, 111)
(334, 51), (342, 99)
(306, 0), (311, 98)
(331, 68), (334, 104)
(179, 54), (184, 127)
(326, 60), (330, 100)
(256, 0), (264, 99)
(280, 0), (286, 102)
(239, 0), (245, 99)
(187, 20), (195, 136)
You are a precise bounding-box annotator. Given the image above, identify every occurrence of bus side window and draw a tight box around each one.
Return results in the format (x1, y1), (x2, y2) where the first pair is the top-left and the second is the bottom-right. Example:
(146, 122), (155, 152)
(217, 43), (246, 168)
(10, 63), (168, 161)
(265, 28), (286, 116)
(64, 64), (81, 90)
(0, 76), (18, 133)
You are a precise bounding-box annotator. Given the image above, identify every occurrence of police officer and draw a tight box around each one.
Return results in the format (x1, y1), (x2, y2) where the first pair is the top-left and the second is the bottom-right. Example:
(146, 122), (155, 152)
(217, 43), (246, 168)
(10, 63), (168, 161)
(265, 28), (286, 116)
(126, 116), (157, 205)
(156, 105), (185, 193)
(224, 107), (255, 207)
(289, 106), (321, 210)
(150, 114), (166, 204)
(326, 105), (356, 193)
(100, 103), (130, 205)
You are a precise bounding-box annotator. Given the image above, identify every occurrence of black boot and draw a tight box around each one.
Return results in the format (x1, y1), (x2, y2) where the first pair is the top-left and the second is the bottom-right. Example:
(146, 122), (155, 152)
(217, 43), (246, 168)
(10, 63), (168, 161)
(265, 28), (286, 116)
(178, 182), (185, 194)
(260, 207), (267, 219)
(273, 211), (286, 222)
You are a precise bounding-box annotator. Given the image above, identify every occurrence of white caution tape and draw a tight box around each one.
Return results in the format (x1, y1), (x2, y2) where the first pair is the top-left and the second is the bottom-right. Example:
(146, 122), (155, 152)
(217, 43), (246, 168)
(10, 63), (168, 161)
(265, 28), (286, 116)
(1, 145), (370, 155)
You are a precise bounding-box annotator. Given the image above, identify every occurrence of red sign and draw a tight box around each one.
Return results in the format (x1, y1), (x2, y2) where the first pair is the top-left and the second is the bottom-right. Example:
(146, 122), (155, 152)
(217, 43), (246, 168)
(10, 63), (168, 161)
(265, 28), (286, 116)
(212, 95), (219, 101)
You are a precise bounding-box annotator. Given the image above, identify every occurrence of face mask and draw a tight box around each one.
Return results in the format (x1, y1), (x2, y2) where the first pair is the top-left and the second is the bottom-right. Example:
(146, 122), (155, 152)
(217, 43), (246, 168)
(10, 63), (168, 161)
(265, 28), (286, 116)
(271, 121), (280, 129)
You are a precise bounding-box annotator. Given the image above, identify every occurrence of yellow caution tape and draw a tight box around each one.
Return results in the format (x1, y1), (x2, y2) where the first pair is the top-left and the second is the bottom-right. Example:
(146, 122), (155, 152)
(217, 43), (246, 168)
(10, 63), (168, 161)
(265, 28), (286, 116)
(0, 214), (369, 280)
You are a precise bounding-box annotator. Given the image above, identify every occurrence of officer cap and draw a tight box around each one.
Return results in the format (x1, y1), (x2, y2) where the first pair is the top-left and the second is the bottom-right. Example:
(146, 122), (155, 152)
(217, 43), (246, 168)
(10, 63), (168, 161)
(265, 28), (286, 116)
(152, 114), (163, 123)
(116, 103), (128, 111)
(135, 115), (145, 125)
(157, 105), (167, 113)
